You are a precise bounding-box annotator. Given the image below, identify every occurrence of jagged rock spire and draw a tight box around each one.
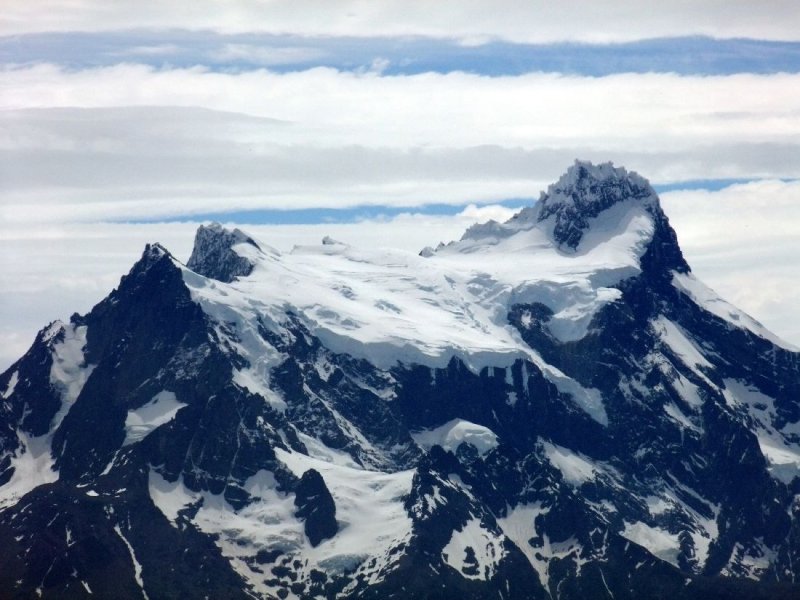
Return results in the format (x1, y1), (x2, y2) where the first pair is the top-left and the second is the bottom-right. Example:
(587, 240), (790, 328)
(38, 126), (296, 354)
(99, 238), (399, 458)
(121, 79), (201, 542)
(186, 222), (261, 283)
(536, 160), (658, 250)
(534, 160), (689, 273)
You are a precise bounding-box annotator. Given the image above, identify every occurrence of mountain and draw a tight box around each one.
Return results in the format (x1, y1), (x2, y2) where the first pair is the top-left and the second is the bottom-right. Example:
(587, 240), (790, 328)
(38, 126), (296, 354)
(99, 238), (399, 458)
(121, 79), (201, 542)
(2, 160), (799, 599)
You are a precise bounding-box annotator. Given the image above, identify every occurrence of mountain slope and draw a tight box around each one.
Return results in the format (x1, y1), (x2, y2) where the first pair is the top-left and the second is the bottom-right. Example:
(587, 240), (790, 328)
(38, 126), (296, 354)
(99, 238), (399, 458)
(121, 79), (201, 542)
(1, 161), (799, 599)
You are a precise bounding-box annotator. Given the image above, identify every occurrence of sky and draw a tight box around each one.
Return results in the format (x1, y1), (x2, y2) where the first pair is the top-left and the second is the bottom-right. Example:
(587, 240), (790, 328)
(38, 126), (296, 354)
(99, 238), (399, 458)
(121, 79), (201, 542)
(1, 1), (799, 369)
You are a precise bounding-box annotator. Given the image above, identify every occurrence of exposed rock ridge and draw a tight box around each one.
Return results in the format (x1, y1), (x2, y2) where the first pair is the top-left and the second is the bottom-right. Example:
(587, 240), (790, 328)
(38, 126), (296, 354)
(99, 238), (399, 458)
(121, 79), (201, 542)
(536, 160), (658, 250)
(187, 222), (260, 283)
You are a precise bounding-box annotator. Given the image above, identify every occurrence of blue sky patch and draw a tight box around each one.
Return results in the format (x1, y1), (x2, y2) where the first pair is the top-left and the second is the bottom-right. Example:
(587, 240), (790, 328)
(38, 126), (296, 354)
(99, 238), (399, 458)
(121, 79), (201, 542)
(119, 179), (794, 225)
(123, 199), (529, 225)
(4, 32), (800, 76)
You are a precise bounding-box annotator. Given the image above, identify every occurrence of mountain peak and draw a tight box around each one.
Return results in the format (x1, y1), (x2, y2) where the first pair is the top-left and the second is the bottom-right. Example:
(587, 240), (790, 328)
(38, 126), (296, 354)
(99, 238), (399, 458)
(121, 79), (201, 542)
(186, 222), (261, 283)
(142, 241), (170, 260)
(536, 160), (659, 250)
(452, 160), (687, 275)
(551, 160), (650, 194)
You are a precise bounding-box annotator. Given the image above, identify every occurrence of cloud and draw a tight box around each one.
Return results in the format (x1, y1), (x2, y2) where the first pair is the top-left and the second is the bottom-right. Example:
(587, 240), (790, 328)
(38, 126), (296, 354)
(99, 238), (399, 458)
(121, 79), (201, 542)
(1, 1), (798, 43)
(123, 43), (182, 56)
(661, 180), (800, 347)
(662, 180), (800, 248)
(208, 43), (326, 66)
(1, 67), (799, 222)
(4, 65), (797, 151)
(456, 204), (521, 224)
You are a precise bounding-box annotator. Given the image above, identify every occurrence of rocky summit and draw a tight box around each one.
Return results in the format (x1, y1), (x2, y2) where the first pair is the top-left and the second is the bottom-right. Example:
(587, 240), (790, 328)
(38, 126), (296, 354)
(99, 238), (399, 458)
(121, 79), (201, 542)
(1, 161), (799, 599)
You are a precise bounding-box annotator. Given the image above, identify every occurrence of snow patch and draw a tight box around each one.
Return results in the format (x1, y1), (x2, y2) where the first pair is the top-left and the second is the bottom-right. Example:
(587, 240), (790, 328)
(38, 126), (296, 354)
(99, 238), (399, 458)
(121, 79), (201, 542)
(689, 504), (720, 570)
(114, 525), (149, 600)
(653, 316), (713, 370)
(123, 391), (187, 446)
(0, 432), (58, 510)
(49, 324), (92, 405)
(296, 432), (363, 468)
(276, 448), (414, 583)
(442, 517), (506, 581)
(0, 323), (94, 509)
(646, 486), (719, 570)
(1, 371), (18, 399)
(758, 441), (800, 484)
(541, 441), (598, 486)
(149, 468), (304, 599)
(723, 378), (800, 483)
(496, 503), (550, 585)
(148, 471), (197, 524)
(150, 448), (415, 597)
(645, 496), (671, 516)
(411, 419), (499, 457)
(547, 370), (608, 425)
(664, 402), (701, 432)
(669, 371), (704, 408)
(232, 367), (287, 411)
(182, 269), (288, 412)
(49, 324), (95, 431)
(621, 521), (681, 567)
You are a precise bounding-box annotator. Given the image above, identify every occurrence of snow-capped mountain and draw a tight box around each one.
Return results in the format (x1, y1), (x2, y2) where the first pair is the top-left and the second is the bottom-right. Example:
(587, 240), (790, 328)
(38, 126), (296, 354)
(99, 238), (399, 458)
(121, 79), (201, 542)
(1, 161), (799, 599)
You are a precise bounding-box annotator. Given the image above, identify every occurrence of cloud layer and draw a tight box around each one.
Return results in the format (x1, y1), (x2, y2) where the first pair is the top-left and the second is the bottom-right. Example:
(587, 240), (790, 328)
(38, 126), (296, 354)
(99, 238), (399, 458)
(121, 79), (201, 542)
(2, 1), (798, 42)
(2, 66), (799, 223)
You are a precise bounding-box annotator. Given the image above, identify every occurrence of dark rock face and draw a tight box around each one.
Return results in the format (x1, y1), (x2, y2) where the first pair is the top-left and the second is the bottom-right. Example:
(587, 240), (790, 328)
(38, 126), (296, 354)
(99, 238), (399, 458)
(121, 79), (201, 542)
(0, 322), (64, 465)
(186, 222), (260, 282)
(294, 469), (338, 547)
(640, 204), (691, 276)
(1, 163), (799, 599)
(53, 243), (210, 482)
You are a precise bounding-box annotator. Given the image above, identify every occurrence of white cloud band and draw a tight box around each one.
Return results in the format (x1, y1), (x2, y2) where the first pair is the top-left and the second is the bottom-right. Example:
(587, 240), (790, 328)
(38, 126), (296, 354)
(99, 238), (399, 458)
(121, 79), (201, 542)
(1, 66), (799, 222)
(1, 1), (798, 43)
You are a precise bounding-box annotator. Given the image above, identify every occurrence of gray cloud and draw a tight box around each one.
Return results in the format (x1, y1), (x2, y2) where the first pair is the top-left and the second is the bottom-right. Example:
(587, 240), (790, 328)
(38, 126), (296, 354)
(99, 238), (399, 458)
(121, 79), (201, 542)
(2, 82), (799, 223)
